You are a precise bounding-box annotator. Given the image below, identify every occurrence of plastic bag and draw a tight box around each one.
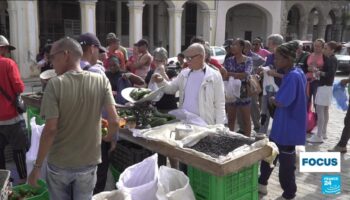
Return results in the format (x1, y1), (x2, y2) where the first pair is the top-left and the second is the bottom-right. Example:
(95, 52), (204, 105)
(148, 81), (164, 102)
(332, 81), (349, 111)
(224, 77), (241, 103)
(26, 117), (47, 179)
(117, 154), (158, 200)
(92, 190), (132, 200)
(156, 166), (195, 200)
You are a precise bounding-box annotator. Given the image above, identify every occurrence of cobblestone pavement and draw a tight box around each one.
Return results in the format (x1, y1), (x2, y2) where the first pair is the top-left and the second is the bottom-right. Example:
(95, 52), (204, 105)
(260, 73), (350, 200)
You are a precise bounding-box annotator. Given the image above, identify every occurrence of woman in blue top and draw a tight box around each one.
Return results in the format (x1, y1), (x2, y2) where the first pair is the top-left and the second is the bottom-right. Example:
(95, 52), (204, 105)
(258, 41), (307, 200)
(223, 39), (253, 136)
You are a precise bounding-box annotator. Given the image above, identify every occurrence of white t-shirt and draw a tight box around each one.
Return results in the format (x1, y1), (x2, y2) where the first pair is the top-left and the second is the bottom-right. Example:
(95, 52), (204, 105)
(182, 69), (205, 116)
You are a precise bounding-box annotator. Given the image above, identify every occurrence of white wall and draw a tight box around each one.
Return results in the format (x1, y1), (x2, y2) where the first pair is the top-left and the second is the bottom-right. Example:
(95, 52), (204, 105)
(215, 0), (282, 46)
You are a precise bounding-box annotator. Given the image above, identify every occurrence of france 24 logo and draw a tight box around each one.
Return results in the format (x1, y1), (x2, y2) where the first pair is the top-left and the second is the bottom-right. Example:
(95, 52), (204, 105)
(322, 175), (341, 195)
(299, 152), (341, 172)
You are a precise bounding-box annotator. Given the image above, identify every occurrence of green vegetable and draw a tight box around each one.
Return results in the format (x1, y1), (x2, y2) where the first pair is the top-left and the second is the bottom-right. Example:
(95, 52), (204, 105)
(149, 117), (168, 127)
(153, 110), (176, 121)
(130, 88), (151, 100)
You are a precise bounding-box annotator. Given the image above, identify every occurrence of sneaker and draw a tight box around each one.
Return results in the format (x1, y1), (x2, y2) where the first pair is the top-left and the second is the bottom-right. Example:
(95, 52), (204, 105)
(328, 146), (347, 153)
(306, 135), (323, 143)
(258, 184), (268, 195)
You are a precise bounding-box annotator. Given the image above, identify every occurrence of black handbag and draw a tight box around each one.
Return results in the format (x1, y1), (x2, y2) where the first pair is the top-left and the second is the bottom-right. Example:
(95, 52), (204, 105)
(0, 85), (26, 114)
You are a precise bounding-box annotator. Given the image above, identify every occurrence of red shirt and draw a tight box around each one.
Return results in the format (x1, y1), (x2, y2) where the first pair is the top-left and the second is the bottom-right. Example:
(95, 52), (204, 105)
(104, 49), (126, 71)
(209, 58), (223, 69)
(0, 55), (24, 120)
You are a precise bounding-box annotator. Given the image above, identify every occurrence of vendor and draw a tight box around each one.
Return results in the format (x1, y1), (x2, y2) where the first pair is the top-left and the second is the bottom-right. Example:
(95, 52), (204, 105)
(152, 43), (226, 125)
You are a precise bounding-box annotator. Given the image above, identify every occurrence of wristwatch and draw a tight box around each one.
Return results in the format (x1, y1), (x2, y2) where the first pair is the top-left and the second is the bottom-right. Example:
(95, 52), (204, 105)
(33, 162), (42, 169)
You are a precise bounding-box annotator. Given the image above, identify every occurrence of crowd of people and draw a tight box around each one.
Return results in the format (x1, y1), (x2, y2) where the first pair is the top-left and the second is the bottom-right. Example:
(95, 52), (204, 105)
(0, 29), (350, 200)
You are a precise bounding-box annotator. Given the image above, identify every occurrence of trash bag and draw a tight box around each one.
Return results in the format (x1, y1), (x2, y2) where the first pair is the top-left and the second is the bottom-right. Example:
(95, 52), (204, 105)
(117, 154), (158, 200)
(156, 166), (196, 200)
(92, 190), (132, 200)
(26, 117), (47, 179)
(332, 81), (349, 111)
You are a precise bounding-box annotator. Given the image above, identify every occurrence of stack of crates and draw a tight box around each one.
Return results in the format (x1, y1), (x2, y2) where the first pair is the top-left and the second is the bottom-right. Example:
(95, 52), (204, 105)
(109, 140), (152, 182)
(188, 163), (259, 200)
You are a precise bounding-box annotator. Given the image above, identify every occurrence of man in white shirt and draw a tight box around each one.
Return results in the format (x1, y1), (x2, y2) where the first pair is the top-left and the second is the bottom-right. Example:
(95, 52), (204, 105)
(153, 43), (225, 125)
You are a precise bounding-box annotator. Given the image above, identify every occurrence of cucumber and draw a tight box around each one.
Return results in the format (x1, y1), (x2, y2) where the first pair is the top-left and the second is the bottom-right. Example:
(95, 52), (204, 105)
(153, 110), (176, 121)
(149, 117), (167, 127)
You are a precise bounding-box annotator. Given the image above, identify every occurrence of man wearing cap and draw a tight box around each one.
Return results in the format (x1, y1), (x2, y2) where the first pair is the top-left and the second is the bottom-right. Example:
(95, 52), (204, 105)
(0, 35), (27, 184)
(28, 37), (119, 199)
(132, 39), (153, 80)
(105, 33), (126, 71)
(78, 32), (107, 75)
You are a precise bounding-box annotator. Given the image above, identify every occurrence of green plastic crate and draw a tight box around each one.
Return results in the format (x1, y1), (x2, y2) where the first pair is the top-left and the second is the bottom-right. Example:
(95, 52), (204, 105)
(188, 163), (258, 200)
(11, 179), (49, 200)
(26, 106), (45, 138)
(110, 164), (122, 183)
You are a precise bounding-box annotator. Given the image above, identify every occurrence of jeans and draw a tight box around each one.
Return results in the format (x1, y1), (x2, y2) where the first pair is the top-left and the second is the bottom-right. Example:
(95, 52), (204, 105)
(337, 101), (350, 147)
(259, 143), (297, 199)
(47, 163), (97, 200)
(94, 141), (110, 194)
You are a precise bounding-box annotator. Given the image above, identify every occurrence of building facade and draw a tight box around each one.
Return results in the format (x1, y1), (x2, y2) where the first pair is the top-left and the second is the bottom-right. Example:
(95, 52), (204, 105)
(0, 0), (349, 78)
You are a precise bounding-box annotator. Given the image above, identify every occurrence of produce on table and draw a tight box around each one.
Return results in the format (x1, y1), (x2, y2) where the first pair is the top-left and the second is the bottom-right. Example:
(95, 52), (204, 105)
(8, 187), (41, 200)
(188, 133), (255, 158)
(117, 104), (176, 128)
(129, 88), (152, 101)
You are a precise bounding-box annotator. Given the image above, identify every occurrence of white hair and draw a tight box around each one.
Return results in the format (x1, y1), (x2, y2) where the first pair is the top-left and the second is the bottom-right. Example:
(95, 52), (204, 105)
(185, 43), (205, 56)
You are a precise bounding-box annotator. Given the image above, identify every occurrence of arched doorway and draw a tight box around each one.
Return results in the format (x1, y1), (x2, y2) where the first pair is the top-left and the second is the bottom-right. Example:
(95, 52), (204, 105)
(287, 5), (301, 41)
(307, 8), (325, 41)
(225, 4), (268, 42)
(0, 1), (9, 39)
(38, 0), (81, 49)
(325, 10), (336, 41)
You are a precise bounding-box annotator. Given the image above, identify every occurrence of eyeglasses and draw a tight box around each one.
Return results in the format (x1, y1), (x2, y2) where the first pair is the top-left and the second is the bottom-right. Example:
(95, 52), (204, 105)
(252, 43), (260, 46)
(48, 50), (65, 61)
(186, 54), (201, 61)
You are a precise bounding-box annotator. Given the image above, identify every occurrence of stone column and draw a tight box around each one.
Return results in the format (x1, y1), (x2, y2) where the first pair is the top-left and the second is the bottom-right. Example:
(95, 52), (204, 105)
(8, 1), (39, 78)
(116, 0), (122, 37)
(149, 4), (154, 49)
(80, 0), (97, 33)
(201, 9), (217, 45)
(299, 14), (309, 40)
(168, 7), (183, 57)
(128, 1), (144, 47)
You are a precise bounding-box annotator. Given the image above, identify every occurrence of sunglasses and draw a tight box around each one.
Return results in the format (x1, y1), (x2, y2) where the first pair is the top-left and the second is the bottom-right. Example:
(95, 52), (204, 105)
(186, 54), (201, 61)
(48, 50), (65, 61)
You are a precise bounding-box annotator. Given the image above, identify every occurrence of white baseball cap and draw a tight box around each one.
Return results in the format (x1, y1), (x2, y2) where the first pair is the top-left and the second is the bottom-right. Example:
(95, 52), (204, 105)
(0, 35), (15, 50)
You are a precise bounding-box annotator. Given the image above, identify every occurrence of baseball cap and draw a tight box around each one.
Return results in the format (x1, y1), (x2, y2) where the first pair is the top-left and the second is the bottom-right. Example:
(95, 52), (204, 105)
(136, 39), (149, 47)
(0, 35), (15, 50)
(78, 32), (107, 53)
(223, 39), (234, 48)
(106, 32), (120, 41)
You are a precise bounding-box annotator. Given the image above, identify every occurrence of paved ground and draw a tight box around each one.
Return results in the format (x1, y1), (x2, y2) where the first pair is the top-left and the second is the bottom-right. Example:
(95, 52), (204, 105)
(6, 73), (350, 199)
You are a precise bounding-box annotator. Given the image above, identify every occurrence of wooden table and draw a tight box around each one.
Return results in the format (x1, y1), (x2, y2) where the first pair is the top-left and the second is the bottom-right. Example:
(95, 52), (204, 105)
(119, 128), (272, 176)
